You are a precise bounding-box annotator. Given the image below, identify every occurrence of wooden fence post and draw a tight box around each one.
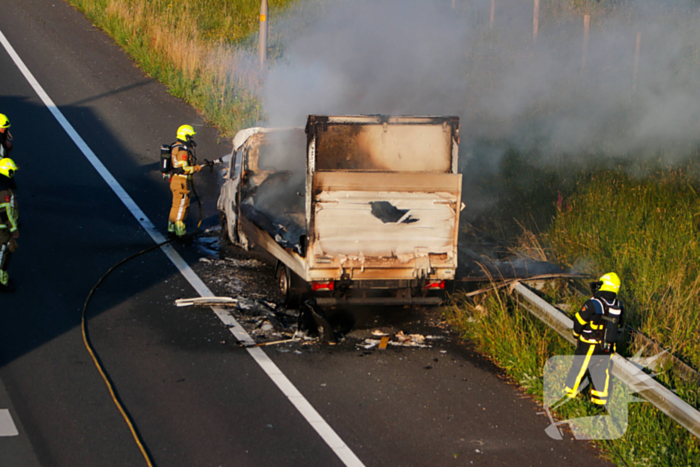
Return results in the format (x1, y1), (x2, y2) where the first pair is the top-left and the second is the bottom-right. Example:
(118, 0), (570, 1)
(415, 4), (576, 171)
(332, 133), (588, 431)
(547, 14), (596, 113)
(259, 0), (268, 67)
(533, 0), (540, 43)
(582, 14), (590, 71)
(633, 32), (641, 91)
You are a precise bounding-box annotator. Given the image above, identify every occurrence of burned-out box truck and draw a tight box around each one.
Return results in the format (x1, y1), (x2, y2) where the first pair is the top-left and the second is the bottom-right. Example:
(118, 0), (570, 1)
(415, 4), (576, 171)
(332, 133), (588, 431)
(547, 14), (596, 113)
(217, 115), (462, 306)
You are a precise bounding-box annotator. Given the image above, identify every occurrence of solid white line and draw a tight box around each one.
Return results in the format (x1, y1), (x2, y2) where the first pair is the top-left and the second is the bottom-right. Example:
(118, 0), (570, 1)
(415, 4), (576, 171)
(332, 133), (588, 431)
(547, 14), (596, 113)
(0, 409), (19, 437)
(0, 29), (365, 467)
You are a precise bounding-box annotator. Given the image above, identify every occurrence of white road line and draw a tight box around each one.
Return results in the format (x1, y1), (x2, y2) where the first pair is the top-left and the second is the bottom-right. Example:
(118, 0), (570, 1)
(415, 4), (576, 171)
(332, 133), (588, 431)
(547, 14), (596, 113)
(0, 409), (19, 437)
(0, 29), (365, 467)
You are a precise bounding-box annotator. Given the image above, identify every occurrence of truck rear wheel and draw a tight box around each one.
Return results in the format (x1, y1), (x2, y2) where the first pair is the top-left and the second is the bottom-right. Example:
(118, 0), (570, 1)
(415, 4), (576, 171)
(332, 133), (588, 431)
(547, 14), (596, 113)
(275, 263), (303, 308)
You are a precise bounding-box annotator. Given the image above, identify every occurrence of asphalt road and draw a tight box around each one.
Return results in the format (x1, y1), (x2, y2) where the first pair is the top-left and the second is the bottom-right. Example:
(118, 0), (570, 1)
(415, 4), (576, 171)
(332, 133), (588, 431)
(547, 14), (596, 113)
(0, 1), (615, 466)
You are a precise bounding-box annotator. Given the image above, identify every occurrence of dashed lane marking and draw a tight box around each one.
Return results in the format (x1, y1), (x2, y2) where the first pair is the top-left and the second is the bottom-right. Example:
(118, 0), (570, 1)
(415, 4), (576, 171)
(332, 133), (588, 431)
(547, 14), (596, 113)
(0, 28), (365, 467)
(0, 409), (18, 437)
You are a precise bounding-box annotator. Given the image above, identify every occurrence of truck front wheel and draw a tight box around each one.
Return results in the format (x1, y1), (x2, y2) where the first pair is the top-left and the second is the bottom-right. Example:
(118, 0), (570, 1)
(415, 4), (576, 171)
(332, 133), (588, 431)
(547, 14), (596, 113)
(219, 211), (231, 245)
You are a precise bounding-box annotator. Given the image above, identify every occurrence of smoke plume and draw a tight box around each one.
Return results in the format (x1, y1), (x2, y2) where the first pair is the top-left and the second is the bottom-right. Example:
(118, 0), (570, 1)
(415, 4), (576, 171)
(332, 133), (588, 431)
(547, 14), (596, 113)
(261, 0), (700, 168)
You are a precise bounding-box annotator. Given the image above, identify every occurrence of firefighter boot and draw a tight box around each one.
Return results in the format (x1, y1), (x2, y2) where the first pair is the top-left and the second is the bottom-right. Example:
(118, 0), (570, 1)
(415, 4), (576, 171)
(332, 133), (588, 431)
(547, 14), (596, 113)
(174, 221), (187, 238)
(0, 270), (14, 293)
(168, 221), (176, 238)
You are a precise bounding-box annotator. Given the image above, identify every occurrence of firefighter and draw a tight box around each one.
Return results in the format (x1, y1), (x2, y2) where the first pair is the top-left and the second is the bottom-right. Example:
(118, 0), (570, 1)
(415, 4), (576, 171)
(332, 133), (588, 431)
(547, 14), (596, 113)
(0, 157), (18, 292)
(167, 125), (202, 238)
(0, 114), (13, 158)
(564, 272), (624, 407)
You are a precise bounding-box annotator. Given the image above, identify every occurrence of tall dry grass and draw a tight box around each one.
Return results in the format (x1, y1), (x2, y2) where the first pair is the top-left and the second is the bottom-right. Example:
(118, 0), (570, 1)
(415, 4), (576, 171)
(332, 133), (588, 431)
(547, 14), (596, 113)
(66, 0), (297, 135)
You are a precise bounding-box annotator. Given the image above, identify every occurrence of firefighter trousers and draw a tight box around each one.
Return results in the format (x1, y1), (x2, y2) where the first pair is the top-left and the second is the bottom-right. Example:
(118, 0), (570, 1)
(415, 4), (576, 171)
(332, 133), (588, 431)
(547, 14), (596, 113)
(564, 340), (613, 406)
(169, 175), (191, 225)
(0, 230), (17, 285)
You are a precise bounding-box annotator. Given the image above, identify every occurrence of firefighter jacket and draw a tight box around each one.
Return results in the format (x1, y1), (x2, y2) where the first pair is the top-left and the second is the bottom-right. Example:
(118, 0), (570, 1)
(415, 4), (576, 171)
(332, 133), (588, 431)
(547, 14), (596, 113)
(573, 293), (624, 345)
(170, 143), (198, 179)
(0, 130), (12, 158)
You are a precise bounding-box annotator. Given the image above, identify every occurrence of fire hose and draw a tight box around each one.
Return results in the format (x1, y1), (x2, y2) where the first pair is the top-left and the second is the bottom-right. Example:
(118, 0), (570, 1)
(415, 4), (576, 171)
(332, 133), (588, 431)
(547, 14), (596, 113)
(80, 164), (211, 466)
(201, 157), (226, 171)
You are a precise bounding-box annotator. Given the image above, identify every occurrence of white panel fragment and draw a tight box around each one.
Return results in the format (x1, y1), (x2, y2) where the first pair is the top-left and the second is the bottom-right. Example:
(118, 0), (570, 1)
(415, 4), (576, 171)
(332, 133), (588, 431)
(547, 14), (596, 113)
(0, 409), (18, 437)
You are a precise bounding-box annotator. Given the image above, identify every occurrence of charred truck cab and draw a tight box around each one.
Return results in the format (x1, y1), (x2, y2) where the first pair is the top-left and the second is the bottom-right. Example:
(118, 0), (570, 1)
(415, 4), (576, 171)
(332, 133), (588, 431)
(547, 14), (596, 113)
(217, 115), (462, 307)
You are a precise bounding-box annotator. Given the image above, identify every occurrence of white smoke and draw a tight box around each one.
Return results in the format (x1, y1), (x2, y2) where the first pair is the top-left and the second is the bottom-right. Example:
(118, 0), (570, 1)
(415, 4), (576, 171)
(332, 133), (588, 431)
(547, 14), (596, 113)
(260, 0), (700, 168)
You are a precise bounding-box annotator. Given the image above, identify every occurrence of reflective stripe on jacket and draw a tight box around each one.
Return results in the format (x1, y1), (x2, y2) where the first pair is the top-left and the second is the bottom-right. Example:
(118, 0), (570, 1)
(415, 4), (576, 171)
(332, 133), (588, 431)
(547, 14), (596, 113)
(572, 296), (622, 344)
(171, 144), (196, 178)
(0, 188), (17, 232)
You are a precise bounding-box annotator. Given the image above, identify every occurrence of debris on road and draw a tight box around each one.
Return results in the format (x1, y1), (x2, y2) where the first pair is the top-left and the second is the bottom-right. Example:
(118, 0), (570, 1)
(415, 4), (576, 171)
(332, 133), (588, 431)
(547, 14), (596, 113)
(359, 331), (433, 349)
(378, 336), (390, 350)
(175, 296), (238, 307)
(395, 331), (425, 345)
(244, 337), (299, 348)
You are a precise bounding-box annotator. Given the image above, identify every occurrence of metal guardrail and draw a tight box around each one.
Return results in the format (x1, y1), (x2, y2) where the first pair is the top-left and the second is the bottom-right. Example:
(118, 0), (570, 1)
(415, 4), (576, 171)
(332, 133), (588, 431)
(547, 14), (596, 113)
(513, 282), (700, 438)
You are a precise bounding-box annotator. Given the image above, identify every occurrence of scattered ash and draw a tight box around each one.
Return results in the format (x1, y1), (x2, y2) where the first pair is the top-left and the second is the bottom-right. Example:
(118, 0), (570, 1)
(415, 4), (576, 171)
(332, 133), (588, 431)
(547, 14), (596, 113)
(234, 297), (301, 341)
(194, 226), (277, 300)
(191, 227), (318, 344)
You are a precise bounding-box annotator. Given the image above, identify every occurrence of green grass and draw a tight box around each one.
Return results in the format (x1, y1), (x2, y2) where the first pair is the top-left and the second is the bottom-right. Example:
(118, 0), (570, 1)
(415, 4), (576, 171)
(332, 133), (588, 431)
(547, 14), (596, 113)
(547, 169), (700, 370)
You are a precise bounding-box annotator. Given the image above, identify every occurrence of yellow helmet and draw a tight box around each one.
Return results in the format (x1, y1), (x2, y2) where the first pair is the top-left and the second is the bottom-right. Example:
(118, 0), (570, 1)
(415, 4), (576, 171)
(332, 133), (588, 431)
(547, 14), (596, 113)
(176, 124), (196, 141)
(598, 272), (620, 294)
(0, 158), (17, 178)
(0, 114), (10, 129)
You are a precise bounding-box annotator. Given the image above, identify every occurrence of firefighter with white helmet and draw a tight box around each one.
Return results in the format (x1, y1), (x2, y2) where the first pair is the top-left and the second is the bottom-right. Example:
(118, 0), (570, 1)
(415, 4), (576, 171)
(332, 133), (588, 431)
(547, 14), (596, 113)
(167, 124), (202, 237)
(564, 272), (624, 407)
(0, 157), (18, 292)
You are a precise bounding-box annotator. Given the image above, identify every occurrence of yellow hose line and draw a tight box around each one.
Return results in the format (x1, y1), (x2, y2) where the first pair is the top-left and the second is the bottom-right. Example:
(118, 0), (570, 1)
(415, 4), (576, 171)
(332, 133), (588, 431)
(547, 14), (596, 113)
(81, 316), (154, 467)
(80, 174), (204, 466)
(80, 241), (164, 467)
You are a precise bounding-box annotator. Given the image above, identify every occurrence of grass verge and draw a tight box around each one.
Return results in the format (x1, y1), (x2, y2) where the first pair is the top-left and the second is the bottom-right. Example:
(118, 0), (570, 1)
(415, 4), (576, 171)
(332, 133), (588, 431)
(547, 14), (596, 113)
(447, 163), (700, 466)
(547, 169), (700, 370)
(64, 0), (300, 136)
(445, 285), (700, 466)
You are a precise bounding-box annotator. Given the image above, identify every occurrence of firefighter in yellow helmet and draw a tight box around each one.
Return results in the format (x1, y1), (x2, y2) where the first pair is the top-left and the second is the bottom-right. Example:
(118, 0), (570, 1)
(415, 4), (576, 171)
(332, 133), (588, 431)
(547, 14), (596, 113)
(167, 125), (202, 237)
(0, 157), (18, 292)
(564, 272), (624, 407)
(0, 114), (13, 158)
